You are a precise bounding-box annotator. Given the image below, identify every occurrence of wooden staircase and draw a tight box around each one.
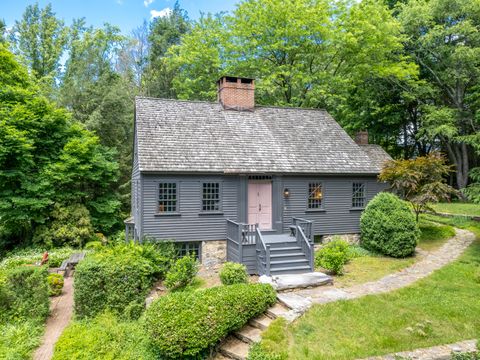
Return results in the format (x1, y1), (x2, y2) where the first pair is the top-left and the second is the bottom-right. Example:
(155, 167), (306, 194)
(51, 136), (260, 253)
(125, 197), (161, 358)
(259, 235), (313, 275)
(214, 302), (291, 360)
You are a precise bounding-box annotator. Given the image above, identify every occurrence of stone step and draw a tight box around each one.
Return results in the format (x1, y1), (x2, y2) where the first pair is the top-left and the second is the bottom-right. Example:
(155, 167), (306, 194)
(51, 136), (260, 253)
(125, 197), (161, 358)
(266, 303), (290, 319)
(218, 336), (250, 360)
(277, 293), (312, 312)
(249, 314), (273, 330)
(235, 324), (263, 344)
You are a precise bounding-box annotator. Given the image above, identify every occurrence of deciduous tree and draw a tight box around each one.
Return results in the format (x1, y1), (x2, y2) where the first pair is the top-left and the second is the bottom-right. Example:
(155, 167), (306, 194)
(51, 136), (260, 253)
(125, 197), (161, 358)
(379, 153), (458, 221)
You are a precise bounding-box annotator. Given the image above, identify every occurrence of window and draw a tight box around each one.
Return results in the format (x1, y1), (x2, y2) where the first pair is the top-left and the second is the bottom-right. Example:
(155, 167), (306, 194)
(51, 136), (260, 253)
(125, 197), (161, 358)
(352, 182), (366, 208)
(202, 182), (221, 212)
(158, 182), (177, 213)
(176, 242), (201, 261)
(308, 183), (323, 209)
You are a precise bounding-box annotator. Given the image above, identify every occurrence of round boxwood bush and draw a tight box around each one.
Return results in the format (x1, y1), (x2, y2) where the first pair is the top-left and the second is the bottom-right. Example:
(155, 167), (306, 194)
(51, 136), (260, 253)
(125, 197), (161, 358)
(360, 192), (420, 258)
(315, 238), (350, 275)
(144, 283), (276, 358)
(47, 273), (64, 296)
(220, 262), (248, 285)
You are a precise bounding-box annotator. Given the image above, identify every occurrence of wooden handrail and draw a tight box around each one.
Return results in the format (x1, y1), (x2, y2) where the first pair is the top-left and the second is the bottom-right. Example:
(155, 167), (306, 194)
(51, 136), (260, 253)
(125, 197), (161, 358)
(296, 225), (314, 271)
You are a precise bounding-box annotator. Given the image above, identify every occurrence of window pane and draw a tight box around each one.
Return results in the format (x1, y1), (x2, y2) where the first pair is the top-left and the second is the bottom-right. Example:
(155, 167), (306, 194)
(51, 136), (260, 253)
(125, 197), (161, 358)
(158, 182), (177, 212)
(202, 182), (220, 211)
(175, 242), (200, 261)
(352, 182), (365, 208)
(308, 183), (323, 209)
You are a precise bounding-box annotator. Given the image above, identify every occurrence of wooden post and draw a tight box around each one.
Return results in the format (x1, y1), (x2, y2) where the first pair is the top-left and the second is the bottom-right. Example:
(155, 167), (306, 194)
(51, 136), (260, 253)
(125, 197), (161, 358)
(266, 244), (271, 276)
(238, 224), (243, 262)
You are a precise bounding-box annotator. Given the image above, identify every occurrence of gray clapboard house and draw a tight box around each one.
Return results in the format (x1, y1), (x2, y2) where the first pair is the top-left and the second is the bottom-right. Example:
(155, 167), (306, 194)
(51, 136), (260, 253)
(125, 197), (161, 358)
(125, 76), (391, 275)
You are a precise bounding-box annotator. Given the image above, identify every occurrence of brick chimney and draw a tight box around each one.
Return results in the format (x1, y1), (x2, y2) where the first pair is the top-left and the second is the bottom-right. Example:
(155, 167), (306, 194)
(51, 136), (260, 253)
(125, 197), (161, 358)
(354, 130), (369, 145)
(217, 76), (255, 111)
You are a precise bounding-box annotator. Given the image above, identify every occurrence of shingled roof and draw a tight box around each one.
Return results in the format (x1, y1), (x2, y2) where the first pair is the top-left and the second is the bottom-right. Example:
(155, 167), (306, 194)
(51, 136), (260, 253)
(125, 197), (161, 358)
(135, 97), (391, 175)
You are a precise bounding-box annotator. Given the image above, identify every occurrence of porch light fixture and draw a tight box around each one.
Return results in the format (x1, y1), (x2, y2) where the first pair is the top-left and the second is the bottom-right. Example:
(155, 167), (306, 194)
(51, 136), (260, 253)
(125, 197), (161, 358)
(283, 188), (290, 198)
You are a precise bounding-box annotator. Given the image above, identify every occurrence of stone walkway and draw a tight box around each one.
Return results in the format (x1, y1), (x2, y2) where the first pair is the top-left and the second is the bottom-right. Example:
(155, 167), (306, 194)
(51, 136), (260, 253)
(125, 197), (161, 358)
(295, 228), (475, 304)
(33, 277), (74, 360)
(360, 339), (478, 360)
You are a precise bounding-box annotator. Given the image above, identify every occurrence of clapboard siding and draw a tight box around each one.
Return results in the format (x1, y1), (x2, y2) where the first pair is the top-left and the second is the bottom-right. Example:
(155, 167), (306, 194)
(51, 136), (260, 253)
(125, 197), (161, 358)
(282, 176), (387, 235)
(131, 143), (142, 239)
(142, 175), (239, 241)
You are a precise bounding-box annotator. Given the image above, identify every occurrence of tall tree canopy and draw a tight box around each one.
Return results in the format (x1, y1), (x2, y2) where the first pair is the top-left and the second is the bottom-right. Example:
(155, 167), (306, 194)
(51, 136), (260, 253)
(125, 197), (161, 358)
(0, 45), (120, 249)
(397, 0), (480, 188)
(9, 3), (68, 86)
(166, 0), (416, 109)
(142, 1), (190, 97)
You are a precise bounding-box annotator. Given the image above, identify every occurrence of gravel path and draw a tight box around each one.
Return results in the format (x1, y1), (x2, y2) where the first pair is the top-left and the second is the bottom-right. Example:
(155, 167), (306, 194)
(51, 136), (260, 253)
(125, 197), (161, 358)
(295, 228), (475, 304)
(33, 277), (73, 360)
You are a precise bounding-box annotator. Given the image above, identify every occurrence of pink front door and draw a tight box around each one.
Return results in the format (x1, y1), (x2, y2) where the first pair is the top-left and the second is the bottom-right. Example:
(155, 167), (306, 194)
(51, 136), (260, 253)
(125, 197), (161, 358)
(248, 181), (272, 230)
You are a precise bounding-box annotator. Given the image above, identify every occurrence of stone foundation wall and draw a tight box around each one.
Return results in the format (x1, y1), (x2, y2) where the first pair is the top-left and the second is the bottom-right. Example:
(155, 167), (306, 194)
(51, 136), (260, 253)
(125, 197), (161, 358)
(314, 233), (360, 251)
(201, 240), (227, 268)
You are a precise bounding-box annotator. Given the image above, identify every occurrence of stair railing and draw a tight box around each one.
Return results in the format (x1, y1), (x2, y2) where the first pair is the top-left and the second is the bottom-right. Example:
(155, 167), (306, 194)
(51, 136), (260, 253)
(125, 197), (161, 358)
(255, 226), (270, 276)
(292, 217), (313, 242)
(296, 225), (314, 271)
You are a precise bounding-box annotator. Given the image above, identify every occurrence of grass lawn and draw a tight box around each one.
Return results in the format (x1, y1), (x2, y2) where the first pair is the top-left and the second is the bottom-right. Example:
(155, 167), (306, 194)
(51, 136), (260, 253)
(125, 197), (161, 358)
(326, 221), (455, 287)
(417, 219), (456, 251)
(333, 255), (415, 288)
(260, 216), (480, 360)
(431, 202), (480, 217)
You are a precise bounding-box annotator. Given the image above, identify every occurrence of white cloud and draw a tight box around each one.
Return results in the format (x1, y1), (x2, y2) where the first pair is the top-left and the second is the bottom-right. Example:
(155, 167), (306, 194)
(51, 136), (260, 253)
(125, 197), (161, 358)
(144, 0), (154, 7)
(150, 7), (172, 19)
(116, 0), (123, 4)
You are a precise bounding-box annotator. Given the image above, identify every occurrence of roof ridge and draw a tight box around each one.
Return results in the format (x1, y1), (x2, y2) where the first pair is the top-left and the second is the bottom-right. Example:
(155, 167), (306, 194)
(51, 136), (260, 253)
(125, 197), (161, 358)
(135, 96), (327, 112)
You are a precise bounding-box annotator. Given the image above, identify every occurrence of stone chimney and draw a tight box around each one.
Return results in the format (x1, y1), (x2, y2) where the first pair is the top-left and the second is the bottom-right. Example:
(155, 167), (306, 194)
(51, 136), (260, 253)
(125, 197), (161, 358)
(355, 130), (369, 145)
(217, 76), (255, 111)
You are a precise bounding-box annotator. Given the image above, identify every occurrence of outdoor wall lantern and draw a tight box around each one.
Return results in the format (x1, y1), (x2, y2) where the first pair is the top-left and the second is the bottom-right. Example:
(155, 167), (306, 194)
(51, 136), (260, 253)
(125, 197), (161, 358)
(283, 188), (290, 198)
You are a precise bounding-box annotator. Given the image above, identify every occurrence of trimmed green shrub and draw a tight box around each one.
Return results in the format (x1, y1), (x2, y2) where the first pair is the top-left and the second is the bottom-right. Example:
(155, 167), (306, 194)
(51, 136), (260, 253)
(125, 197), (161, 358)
(144, 283), (276, 358)
(53, 312), (155, 360)
(164, 254), (198, 290)
(315, 238), (350, 275)
(74, 242), (172, 319)
(47, 273), (64, 296)
(360, 192), (420, 258)
(220, 262), (249, 285)
(0, 266), (49, 323)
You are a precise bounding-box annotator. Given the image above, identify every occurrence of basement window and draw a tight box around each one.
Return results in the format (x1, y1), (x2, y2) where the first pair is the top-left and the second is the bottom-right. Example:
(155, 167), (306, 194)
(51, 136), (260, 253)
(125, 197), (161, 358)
(158, 182), (177, 213)
(176, 242), (201, 261)
(308, 183), (323, 209)
(352, 182), (366, 208)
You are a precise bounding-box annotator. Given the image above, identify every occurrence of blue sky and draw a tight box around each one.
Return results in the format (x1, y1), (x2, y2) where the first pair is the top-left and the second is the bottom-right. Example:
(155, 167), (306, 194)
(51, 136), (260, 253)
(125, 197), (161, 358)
(1, 0), (239, 34)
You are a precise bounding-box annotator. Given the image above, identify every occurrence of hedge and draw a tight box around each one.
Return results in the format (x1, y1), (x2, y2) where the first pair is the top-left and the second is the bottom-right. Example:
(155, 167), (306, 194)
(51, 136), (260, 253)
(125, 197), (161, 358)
(360, 192), (420, 258)
(144, 283), (276, 358)
(53, 312), (154, 360)
(0, 266), (49, 323)
(74, 243), (174, 319)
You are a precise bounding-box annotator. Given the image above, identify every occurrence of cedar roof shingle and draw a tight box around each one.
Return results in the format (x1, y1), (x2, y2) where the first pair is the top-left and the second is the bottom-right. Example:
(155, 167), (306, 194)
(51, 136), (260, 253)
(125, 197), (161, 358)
(135, 97), (391, 174)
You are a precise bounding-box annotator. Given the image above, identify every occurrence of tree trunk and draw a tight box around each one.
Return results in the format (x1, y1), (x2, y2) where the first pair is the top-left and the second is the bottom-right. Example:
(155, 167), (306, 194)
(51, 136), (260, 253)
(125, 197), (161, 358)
(445, 141), (469, 189)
